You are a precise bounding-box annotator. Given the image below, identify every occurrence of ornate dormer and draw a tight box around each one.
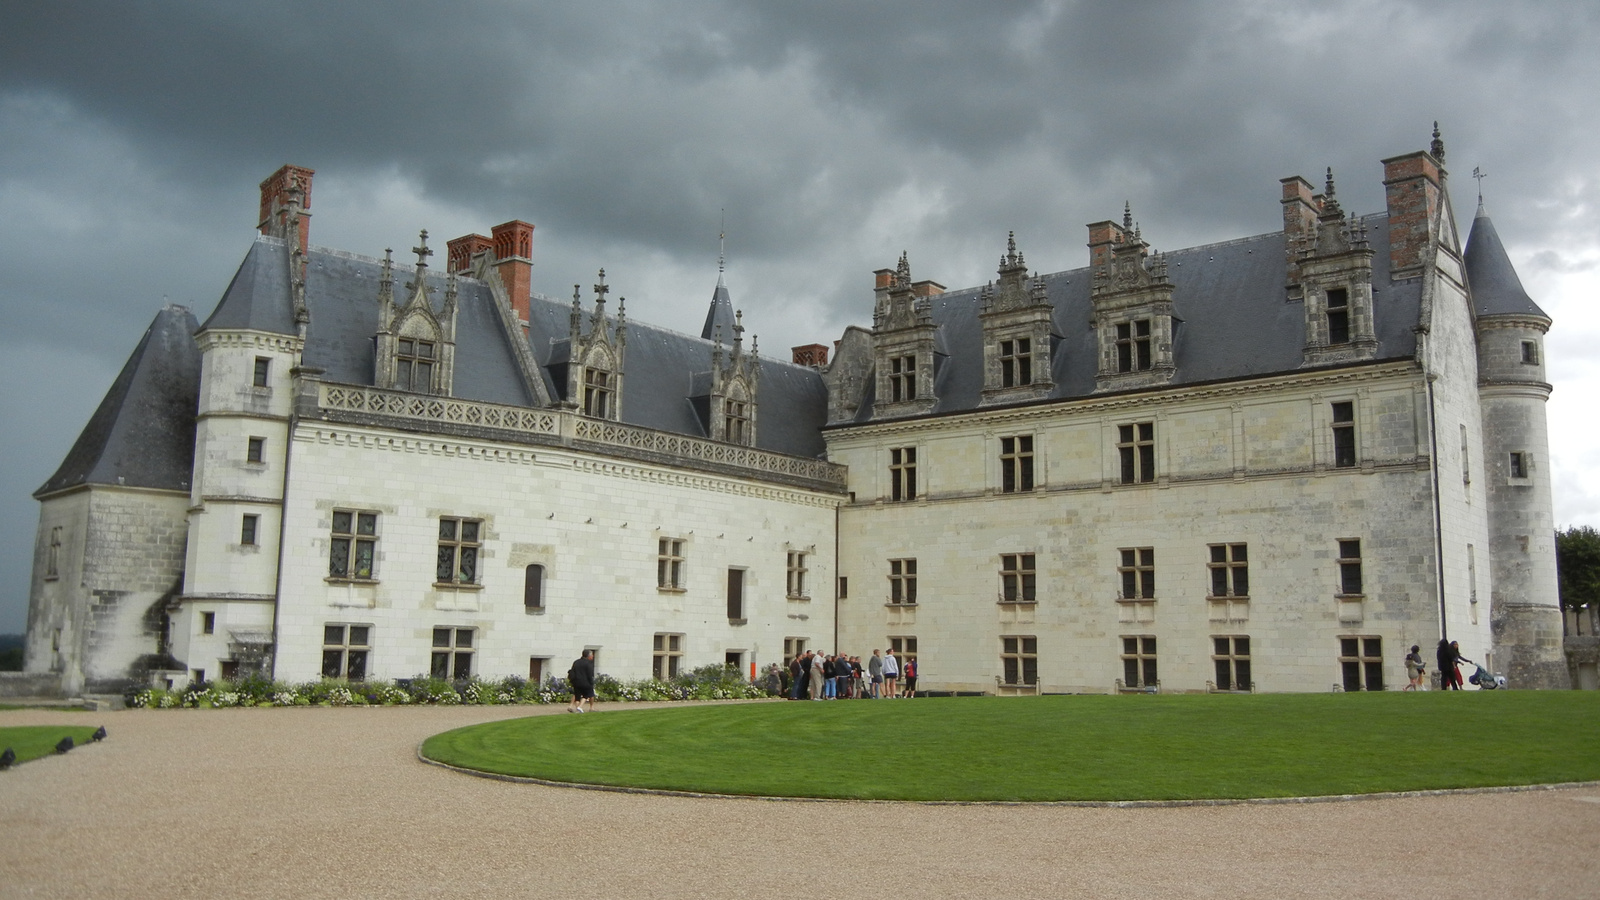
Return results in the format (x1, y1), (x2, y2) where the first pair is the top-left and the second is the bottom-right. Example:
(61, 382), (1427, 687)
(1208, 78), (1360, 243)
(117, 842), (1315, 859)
(871, 253), (941, 419)
(568, 269), (627, 420)
(1089, 206), (1176, 392)
(707, 311), (761, 444)
(375, 232), (457, 395)
(1297, 169), (1377, 367)
(979, 232), (1056, 405)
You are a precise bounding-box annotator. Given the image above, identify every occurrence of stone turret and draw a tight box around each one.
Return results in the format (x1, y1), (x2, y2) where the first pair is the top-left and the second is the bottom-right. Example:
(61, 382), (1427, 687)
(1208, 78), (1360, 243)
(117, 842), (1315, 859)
(1466, 201), (1570, 689)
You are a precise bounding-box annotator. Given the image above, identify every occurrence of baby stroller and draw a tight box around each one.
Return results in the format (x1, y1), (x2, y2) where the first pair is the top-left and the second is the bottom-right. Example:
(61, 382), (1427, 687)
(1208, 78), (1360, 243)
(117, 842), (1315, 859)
(1467, 663), (1506, 690)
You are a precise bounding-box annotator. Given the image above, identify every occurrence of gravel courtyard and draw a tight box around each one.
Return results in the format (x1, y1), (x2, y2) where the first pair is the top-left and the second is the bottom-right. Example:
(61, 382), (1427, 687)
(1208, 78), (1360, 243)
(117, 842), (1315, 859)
(2, 703), (1597, 899)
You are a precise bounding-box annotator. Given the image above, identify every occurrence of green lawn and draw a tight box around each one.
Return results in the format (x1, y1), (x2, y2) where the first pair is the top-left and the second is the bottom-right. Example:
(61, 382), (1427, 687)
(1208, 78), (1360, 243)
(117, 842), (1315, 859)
(422, 692), (1600, 801)
(0, 725), (104, 766)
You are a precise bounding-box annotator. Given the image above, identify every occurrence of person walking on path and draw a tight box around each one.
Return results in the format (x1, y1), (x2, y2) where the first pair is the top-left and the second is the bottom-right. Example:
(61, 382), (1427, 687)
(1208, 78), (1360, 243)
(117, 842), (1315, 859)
(882, 648), (900, 698)
(868, 650), (884, 698)
(568, 649), (596, 712)
(1404, 645), (1426, 690)
(1437, 639), (1461, 690)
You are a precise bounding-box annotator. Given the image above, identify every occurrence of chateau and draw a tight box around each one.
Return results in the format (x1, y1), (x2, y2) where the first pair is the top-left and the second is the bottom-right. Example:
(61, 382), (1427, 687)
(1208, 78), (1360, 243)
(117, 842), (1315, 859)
(22, 130), (1575, 695)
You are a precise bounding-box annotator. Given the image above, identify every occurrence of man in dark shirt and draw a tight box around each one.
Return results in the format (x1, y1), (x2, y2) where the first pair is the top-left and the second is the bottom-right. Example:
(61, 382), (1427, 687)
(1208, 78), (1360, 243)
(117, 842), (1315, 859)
(568, 649), (596, 712)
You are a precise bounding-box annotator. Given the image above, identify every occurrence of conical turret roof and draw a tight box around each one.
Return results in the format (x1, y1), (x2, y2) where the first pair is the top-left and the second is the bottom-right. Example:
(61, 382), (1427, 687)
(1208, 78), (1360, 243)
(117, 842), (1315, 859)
(1465, 205), (1548, 319)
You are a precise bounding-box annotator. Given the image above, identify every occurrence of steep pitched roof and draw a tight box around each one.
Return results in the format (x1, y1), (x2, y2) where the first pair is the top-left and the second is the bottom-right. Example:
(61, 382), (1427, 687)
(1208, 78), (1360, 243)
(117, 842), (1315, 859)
(200, 237), (297, 334)
(1464, 205), (1547, 319)
(37, 305), (201, 497)
(700, 280), (737, 341)
(853, 213), (1423, 419)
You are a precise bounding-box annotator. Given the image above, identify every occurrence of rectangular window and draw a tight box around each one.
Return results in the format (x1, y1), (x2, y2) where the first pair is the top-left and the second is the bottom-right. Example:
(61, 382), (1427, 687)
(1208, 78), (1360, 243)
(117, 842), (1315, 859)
(1331, 401), (1357, 468)
(999, 338), (1032, 387)
(436, 517), (482, 585)
(724, 399), (749, 444)
(329, 510), (378, 580)
(1119, 548), (1156, 600)
(1000, 553), (1036, 603)
(889, 447), (918, 501)
(240, 514), (259, 547)
(1121, 635), (1157, 688)
(652, 633), (683, 680)
(783, 637), (808, 667)
(1001, 635), (1038, 686)
(1208, 543), (1248, 597)
(727, 568), (746, 620)
(786, 551), (809, 599)
(247, 436), (265, 464)
(1117, 423), (1155, 484)
(889, 354), (917, 402)
(202, 612), (216, 635)
(1340, 636), (1384, 691)
(889, 558), (917, 605)
(838, 576), (848, 599)
(430, 627), (473, 680)
(396, 338), (436, 392)
(1337, 539), (1363, 596)
(47, 526), (61, 579)
(1460, 424), (1471, 490)
(657, 538), (685, 590)
(1115, 319), (1153, 373)
(1213, 635), (1252, 691)
(889, 636), (918, 672)
(1326, 288), (1350, 345)
(252, 357), (270, 388)
(323, 624), (371, 681)
(583, 367), (612, 417)
(524, 564), (545, 610)
(1521, 340), (1539, 365)
(1509, 451), (1528, 479)
(1000, 435), (1035, 493)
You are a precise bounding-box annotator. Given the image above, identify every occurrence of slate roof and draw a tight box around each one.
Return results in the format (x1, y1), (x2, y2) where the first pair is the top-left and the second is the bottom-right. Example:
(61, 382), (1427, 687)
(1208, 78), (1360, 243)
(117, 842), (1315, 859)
(195, 235), (829, 458)
(1464, 204), (1547, 319)
(37, 305), (201, 497)
(700, 278), (736, 340)
(855, 213), (1425, 419)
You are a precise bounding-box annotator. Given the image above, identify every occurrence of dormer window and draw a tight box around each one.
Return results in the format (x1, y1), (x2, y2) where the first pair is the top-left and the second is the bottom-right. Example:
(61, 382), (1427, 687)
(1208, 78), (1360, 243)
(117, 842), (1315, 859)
(1115, 320), (1152, 372)
(889, 355), (917, 402)
(583, 367), (613, 418)
(999, 339), (1032, 387)
(1326, 289), (1350, 344)
(724, 399), (749, 444)
(396, 338), (436, 391)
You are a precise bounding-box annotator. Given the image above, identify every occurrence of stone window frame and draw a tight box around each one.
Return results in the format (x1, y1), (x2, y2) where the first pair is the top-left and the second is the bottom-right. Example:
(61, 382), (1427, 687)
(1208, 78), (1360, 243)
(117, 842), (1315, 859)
(1325, 287), (1351, 345)
(888, 354), (917, 402)
(322, 623), (371, 681)
(724, 397), (750, 445)
(727, 568), (747, 623)
(652, 632), (685, 679)
(1000, 635), (1038, 687)
(430, 626), (474, 680)
(999, 553), (1036, 604)
(889, 446), (918, 501)
(246, 436), (266, 464)
(1207, 543), (1249, 598)
(1121, 635), (1158, 689)
(1508, 450), (1531, 482)
(1520, 340), (1539, 365)
(1114, 319), (1153, 373)
(583, 365), (614, 418)
(1336, 539), (1363, 597)
(435, 516), (483, 588)
(1212, 635), (1252, 691)
(328, 509), (379, 582)
(889, 636), (918, 674)
(998, 337), (1034, 388)
(201, 611), (216, 635)
(240, 513), (260, 547)
(657, 537), (687, 592)
(786, 551), (809, 600)
(1117, 422), (1155, 484)
(783, 637), (808, 667)
(1119, 547), (1156, 600)
(1330, 401), (1358, 468)
(46, 526), (61, 580)
(524, 564), (546, 611)
(888, 558), (918, 606)
(395, 337), (437, 392)
(1339, 635), (1384, 691)
(999, 434), (1035, 493)
(252, 356), (271, 388)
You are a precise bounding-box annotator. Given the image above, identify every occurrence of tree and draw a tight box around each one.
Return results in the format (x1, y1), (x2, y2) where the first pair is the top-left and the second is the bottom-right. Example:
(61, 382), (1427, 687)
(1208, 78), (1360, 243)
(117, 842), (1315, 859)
(1556, 525), (1600, 610)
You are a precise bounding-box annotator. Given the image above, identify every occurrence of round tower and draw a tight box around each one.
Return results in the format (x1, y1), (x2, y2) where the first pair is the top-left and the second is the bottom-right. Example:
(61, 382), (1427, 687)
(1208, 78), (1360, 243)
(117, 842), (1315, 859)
(1467, 202), (1571, 689)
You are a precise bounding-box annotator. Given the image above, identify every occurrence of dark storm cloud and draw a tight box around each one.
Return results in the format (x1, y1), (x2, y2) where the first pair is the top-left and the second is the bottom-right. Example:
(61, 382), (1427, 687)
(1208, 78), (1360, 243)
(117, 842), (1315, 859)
(3, 0), (1599, 631)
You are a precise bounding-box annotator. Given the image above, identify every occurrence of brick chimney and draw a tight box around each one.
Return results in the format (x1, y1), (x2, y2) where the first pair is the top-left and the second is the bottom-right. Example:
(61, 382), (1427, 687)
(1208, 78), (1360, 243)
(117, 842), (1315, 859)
(911, 279), (946, 298)
(1280, 175), (1319, 294)
(791, 343), (829, 367)
(258, 165), (314, 255)
(446, 234), (493, 274)
(1086, 218), (1132, 270)
(1381, 150), (1443, 279)
(490, 220), (535, 325)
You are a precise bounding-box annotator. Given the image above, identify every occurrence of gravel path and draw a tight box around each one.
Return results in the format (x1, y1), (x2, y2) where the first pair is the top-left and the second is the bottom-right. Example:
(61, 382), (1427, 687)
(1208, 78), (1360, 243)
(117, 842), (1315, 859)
(2, 703), (1597, 899)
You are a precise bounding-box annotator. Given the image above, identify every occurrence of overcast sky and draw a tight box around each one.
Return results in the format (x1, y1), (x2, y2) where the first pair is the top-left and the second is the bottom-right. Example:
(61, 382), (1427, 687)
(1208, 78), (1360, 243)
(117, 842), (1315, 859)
(2, 1), (1597, 633)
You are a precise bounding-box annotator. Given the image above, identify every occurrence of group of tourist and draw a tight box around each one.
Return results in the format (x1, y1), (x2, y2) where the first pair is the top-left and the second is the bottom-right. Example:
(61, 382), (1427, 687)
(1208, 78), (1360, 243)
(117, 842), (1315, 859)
(1403, 640), (1478, 691)
(771, 648), (919, 700)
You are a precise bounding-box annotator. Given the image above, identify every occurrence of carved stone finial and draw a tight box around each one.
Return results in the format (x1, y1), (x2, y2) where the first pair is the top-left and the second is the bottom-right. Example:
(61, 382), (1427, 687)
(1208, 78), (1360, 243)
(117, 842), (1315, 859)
(412, 230), (432, 268)
(1007, 231), (1018, 263)
(1325, 167), (1336, 199)
(896, 252), (911, 287)
(1431, 121), (1445, 164)
(593, 268), (609, 302)
(1123, 202), (1133, 231)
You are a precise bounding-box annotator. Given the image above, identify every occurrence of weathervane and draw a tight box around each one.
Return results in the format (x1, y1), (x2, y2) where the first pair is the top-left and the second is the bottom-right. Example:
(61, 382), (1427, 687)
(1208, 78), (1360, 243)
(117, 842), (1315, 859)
(1471, 166), (1487, 205)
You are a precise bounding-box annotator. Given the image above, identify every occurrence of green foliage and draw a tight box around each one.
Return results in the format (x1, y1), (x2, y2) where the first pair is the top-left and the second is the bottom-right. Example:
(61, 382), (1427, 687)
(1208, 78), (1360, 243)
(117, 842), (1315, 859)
(0, 646), (23, 671)
(1557, 525), (1600, 610)
(0, 725), (104, 764)
(423, 692), (1600, 802)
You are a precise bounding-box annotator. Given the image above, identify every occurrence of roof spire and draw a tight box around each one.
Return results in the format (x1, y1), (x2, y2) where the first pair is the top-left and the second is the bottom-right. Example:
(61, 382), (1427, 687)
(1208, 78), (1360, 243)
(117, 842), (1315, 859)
(1472, 165), (1488, 214)
(717, 210), (726, 288)
(1431, 121), (1446, 165)
(1122, 202), (1132, 231)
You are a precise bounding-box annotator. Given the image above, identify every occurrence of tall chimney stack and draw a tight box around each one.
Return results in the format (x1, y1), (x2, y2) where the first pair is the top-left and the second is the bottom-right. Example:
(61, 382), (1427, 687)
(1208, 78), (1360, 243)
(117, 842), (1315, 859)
(490, 220), (535, 327)
(258, 165), (315, 256)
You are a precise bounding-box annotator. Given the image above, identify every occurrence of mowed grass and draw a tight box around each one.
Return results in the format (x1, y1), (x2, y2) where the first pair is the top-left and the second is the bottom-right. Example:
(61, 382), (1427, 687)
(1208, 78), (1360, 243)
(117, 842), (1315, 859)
(422, 692), (1600, 801)
(0, 725), (104, 766)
